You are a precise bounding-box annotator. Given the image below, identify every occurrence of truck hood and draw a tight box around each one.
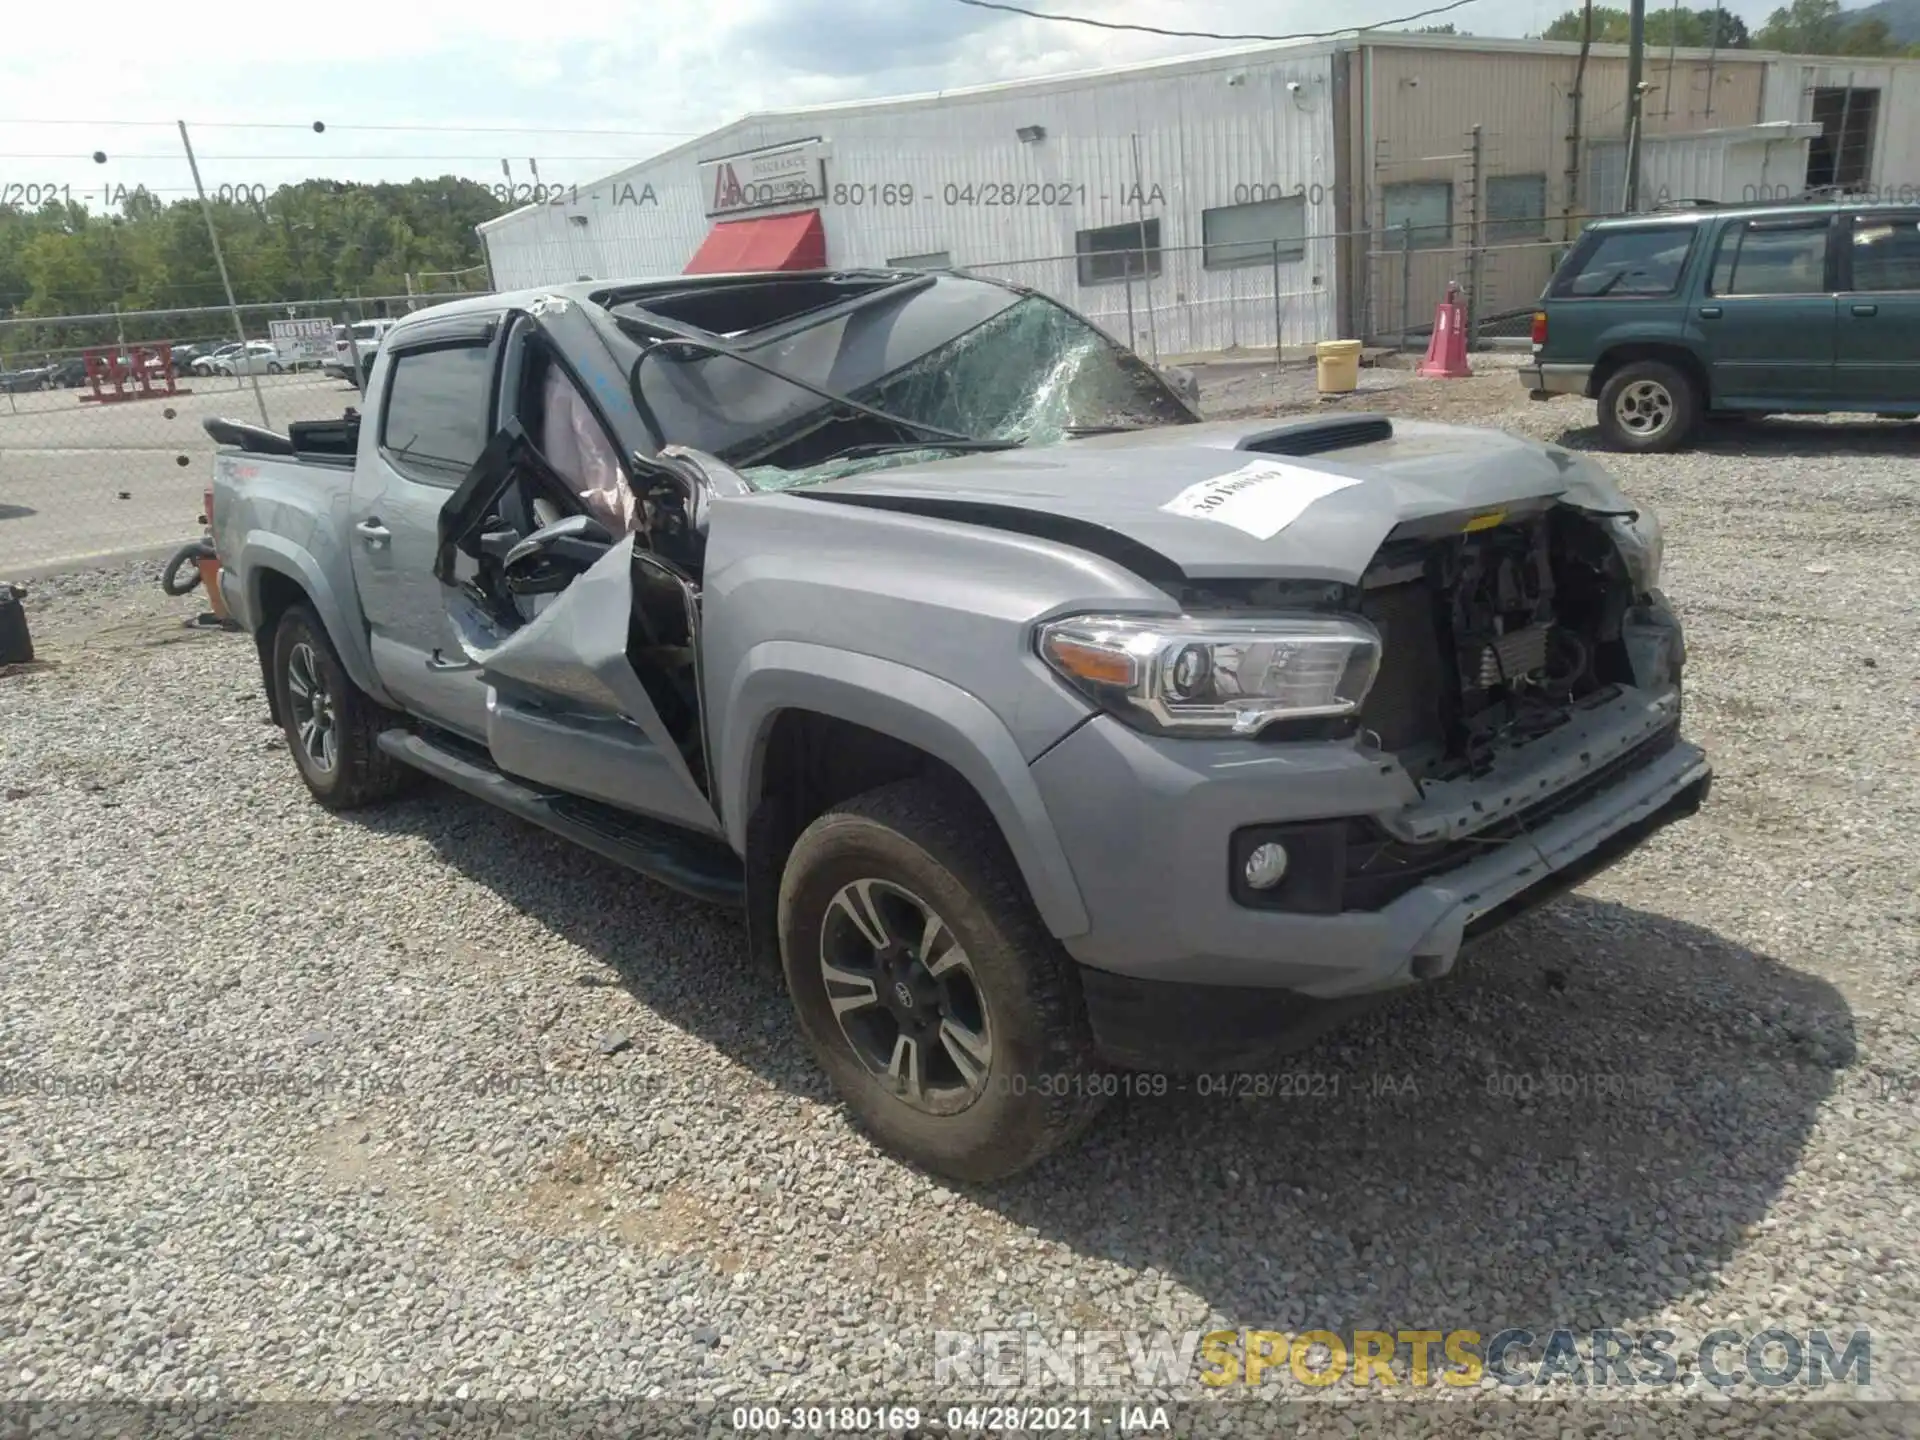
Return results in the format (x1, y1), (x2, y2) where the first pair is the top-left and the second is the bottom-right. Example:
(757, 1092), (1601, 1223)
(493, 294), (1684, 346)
(801, 415), (1636, 584)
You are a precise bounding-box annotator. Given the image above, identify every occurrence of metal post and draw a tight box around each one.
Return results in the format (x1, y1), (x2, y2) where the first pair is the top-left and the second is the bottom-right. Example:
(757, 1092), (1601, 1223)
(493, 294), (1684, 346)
(1466, 125), (1485, 347)
(1661, 0), (1680, 124)
(179, 120), (270, 427)
(1834, 74), (1857, 193)
(1566, 0), (1594, 239)
(1704, 3), (1721, 120)
(1272, 239), (1283, 369)
(1400, 219), (1414, 351)
(1130, 133), (1159, 363)
(1625, 0), (1647, 214)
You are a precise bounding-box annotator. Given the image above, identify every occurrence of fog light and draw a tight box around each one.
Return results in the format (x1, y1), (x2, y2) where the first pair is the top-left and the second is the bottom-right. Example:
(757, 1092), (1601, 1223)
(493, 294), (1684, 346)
(1244, 842), (1290, 890)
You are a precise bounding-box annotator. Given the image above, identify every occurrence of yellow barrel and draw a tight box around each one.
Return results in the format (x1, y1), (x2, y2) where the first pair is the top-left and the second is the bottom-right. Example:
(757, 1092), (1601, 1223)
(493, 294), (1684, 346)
(1316, 339), (1363, 394)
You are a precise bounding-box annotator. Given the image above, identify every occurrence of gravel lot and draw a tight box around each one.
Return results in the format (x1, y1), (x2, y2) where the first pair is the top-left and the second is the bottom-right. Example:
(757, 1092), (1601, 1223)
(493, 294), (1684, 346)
(4, 366), (1918, 1437)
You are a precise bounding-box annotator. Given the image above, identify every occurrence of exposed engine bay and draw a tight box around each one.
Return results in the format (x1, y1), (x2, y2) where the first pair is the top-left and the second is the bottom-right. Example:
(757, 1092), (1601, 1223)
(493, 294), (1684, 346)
(1356, 503), (1646, 782)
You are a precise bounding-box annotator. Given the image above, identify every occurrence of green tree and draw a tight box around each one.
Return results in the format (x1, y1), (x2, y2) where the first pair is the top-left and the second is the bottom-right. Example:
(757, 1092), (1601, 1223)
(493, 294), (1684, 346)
(1753, 0), (1909, 53)
(0, 177), (508, 359)
(1543, 6), (1750, 47)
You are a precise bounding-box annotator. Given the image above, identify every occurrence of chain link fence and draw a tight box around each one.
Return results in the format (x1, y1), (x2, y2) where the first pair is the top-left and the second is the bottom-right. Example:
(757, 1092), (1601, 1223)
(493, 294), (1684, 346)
(1363, 224), (1587, 353)
(0, 188), (1765, 574)
(0, 292), (487, 573)
(0, 218), (1584, 576)
(963, 238), (1338, 366)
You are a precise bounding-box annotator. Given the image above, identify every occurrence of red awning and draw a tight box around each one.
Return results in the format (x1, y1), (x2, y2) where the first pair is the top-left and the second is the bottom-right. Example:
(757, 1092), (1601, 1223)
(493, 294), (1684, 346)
(682, 210), (827, 275)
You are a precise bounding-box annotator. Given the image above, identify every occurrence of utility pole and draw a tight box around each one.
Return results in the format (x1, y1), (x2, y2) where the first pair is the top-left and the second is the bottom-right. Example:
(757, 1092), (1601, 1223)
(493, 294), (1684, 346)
(1625, 0), (1647, 212)
(179, 120), (270, 427)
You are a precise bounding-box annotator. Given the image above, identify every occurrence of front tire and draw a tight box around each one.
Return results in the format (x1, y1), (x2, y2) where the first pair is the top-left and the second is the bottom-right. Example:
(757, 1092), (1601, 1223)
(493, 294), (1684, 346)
(778, 778), (1105, 1183)
(270, 605), (410, 811)
(1598, 360), (1699, 453)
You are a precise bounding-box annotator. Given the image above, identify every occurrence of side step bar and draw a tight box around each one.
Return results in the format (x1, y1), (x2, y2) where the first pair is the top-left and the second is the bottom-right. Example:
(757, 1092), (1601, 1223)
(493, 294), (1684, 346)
(377, 729), (745, 908)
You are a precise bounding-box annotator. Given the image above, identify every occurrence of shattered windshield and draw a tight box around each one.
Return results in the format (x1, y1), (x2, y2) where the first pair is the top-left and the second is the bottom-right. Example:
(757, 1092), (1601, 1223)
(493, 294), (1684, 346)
(618, 279), (1194, 490)
(746, 295), (1193, 489)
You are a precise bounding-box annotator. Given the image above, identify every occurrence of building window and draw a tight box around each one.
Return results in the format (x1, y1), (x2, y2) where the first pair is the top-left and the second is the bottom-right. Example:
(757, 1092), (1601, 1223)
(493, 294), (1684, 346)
(1075, 219), (1162, 285)
(1709, 220), (1831, 296)
(1487, 174), (1549, 242)
(1201, 195), (1308, 269)
(1381, 181), (1453, 251)
(886, 250), (953, 270)
(378, 342), (496, 485)
(1808, 87), (1878, 190)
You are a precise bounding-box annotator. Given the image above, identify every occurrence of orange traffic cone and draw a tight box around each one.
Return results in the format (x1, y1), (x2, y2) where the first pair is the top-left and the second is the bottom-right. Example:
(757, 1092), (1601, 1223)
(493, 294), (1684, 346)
(1417, 283), (1473, 379)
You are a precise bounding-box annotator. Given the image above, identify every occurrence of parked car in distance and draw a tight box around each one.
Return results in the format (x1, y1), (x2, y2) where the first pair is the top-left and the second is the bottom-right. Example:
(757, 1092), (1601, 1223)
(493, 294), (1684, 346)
(212, 271), (1708, 1182)
(216, 341), (286, 376)
(323, 319), (394, 383)
(1522, 201), (1920, 451)
(192, 343), (247, 376)
(44, 358), (89, 388)
(167, 343), (223, 372)
(0, 364), (53, 392)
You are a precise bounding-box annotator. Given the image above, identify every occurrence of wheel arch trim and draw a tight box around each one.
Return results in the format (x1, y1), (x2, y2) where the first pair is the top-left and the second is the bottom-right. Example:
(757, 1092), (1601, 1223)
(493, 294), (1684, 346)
(717, 641), (1092, 940)
(241, 536), (394, 706)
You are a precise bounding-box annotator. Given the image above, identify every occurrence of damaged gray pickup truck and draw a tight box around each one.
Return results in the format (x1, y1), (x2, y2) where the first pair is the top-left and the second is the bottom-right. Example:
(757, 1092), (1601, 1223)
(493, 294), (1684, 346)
(210, 269), (1711, 1181)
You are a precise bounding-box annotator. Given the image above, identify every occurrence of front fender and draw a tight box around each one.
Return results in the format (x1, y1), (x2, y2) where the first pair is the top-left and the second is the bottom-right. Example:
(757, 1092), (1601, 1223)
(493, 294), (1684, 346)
(240, 533), (392, 707)
(716, 641), (1091, 940)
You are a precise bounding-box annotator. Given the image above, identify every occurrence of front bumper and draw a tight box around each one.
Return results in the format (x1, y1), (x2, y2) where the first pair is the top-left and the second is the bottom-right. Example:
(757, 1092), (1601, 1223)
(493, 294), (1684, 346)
(1029, 709), (1711, 1068)
(1520, 362), (1593, 397)
(1078, 766), (1709, 1071)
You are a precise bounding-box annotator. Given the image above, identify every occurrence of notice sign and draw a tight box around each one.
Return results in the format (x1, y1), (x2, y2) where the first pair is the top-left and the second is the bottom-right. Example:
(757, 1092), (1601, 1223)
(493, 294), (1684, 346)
(1159, 460), (1362, 541)
(701, 140), (827, 216)
(269, 317), (335, 363)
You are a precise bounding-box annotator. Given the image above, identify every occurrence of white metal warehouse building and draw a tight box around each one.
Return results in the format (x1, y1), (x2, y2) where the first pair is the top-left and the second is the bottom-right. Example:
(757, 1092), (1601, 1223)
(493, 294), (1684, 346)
(478, 32), (1920, 357)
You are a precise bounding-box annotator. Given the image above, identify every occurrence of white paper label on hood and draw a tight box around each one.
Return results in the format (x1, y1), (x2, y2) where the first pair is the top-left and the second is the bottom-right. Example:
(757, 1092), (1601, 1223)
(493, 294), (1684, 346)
(1159, 461), (1362, 541)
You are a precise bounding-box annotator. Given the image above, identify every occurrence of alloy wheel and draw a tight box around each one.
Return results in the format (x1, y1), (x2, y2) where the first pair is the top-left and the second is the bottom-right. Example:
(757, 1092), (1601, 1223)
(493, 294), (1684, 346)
(817, 878), (994, 1116)
(284, 641), (339, 774)
(1616, 379), (1675, 439)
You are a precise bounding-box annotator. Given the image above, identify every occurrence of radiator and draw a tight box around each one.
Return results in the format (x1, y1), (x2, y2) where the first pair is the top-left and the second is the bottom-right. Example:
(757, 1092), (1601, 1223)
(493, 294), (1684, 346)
(1359, 581), (1447, 752)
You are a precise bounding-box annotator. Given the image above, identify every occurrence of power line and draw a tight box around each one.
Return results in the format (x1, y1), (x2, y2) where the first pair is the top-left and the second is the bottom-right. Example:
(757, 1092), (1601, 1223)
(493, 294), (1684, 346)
(946, 0), (1486, 41)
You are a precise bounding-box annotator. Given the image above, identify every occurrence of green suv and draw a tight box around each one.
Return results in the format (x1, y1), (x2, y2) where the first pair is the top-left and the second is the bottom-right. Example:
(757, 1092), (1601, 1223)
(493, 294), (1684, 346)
(1522, 202), (1920, 451)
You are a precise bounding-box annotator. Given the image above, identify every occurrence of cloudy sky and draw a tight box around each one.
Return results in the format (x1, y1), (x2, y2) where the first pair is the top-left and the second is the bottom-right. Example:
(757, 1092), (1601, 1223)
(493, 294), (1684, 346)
(1, 0), (1801, 210)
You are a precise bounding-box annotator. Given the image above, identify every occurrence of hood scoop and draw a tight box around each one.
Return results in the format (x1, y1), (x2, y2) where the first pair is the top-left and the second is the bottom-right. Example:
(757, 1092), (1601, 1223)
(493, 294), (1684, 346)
(1239, 415), (1394, 457)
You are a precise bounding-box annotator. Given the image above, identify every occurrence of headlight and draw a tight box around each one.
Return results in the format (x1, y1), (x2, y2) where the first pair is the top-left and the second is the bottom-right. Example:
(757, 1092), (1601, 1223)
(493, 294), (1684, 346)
(1037, 613), (1381, 737)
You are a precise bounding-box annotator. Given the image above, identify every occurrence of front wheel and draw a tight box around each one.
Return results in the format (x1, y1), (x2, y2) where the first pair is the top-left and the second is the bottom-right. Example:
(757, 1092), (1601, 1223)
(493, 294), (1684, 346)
(778, 778), (1105, 1183)
(267, 361), (283, 375)
(270, 605), (411, 811)
(1598, 361), (1699, 453)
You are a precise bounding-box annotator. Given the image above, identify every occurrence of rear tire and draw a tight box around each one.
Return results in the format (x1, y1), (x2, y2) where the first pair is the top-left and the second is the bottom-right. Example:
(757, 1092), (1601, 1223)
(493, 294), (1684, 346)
(778, 777), (1105, 1183)
(1598, 360), (1699, 453)
(270, 605), (410, 811)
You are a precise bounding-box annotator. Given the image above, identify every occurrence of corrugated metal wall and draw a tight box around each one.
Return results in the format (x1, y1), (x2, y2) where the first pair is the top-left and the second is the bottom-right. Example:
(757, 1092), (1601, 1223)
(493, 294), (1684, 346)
(1359, 44), (1771, 339)
(482, 40), (1914, 358)
(1587, 131), (1818, 218)
(482, 48), (1345, 358)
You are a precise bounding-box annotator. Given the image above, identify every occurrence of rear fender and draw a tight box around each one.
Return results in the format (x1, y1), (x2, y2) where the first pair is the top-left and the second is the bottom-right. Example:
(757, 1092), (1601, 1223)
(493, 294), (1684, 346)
(241, 533), (392, 706)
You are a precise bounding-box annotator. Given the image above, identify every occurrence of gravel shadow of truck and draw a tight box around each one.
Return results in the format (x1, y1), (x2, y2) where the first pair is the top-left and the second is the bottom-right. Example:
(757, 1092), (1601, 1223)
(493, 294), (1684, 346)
(343, 789), (1853, 1345)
